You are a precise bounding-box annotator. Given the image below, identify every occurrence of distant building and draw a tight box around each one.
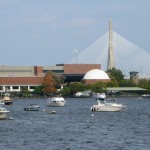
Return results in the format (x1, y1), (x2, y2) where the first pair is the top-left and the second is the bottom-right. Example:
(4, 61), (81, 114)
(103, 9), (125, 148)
(0, 64), (101, 93)
(82, 69), (111, 84)
(130, 71), (139, 84)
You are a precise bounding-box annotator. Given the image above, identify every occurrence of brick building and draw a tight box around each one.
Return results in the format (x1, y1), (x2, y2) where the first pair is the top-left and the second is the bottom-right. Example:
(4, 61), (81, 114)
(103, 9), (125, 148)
(0, 64), (101, 93)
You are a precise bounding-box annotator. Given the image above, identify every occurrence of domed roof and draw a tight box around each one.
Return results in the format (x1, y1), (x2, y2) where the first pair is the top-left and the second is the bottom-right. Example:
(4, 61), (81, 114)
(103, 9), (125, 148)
(83, 69), (110, 80)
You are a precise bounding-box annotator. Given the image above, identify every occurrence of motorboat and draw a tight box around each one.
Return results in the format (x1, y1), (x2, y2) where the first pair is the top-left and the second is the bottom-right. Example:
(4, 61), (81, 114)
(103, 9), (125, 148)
(92, 93), (106, 100)
(47, 97), (66, 107)
(0, 99), (5, 106)
(3, 96), (13, 105)
(43, 109), (56, 114)
(142, 94), (150, 99)
(91, 100), (125, 112)
(24, 104), (40, 111)
(0, 106), (10, 119)
(91, 93), (125, 112)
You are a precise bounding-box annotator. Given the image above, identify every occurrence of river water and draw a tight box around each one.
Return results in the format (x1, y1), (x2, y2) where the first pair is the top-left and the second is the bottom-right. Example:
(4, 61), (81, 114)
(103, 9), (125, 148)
(0, 97), (150, 150)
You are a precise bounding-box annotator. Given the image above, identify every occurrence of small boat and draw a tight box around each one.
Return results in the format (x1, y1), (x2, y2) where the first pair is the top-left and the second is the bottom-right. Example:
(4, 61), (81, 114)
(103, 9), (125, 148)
(47, 97), (66, 107)
(2, 96), (13, 105)
(91, 100), (125, 112)
(91, 93), (125, 112)
(0, 106), (10, 119)
(0, 99), (5, 106)
(92, 93), (106, 100)
(24, 104), (40, 111)
(44, 109), (56, 114)
(142, 94), (150, 99)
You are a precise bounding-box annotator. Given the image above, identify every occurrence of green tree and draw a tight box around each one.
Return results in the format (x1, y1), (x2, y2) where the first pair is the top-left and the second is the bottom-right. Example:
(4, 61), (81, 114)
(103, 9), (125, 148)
(59, 86), (71, 97)
(21, 87), (31, 97)
(138, 79), (150, 92)
(90, 82), (107, 93)
(106, 80), (118, 87)
(106, 68), (124, 86)
(68, 82), (85, 95)
(33, 86), (43, 96)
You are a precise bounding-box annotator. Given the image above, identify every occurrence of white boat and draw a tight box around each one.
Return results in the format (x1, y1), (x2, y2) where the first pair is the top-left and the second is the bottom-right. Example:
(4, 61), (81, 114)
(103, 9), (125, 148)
(3, 96), (13, 105)
(91, 93), (125, 112)
(24, 104), (40, 111)
(0, 99), (5, 106)
(47, 97), (66, 107)
(142, 94), (150, 99)
(92, 93), (106, 100)
(0, 106), (10, 119)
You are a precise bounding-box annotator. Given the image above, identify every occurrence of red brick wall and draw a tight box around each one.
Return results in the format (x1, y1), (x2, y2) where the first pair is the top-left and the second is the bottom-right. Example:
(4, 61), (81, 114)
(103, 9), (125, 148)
(82, 79), (111, 84)
(0, 77), (44, 85)
(34, 66), (43, 76)
(64, 64), (101, 74)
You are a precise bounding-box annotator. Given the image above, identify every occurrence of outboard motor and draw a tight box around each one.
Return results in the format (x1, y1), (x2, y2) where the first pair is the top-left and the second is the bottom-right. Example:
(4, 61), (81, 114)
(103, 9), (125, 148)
(91, 107), (96, 111)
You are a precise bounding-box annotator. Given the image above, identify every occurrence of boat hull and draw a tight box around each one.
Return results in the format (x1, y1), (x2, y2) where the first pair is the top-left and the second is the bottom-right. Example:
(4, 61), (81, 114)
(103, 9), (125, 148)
(4, 101), (13, 105)
(91, 105), (123, 112)
(47, 97), (66, 107)
(0, 113), (8, 119)
(47, 101), (65, 107)
(24, 104), (39, 111)
(24, 108), (39, 111)
(0, 109), (9, 119)
(91, 100), (125, 112)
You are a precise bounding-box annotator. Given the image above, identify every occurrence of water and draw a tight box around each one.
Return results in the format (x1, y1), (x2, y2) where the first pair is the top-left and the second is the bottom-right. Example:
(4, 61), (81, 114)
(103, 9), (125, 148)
(0, 98), (150, 150)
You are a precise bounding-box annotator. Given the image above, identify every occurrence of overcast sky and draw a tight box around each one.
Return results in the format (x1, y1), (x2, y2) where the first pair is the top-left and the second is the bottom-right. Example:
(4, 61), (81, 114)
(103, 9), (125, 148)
(0, 0), (149, 66)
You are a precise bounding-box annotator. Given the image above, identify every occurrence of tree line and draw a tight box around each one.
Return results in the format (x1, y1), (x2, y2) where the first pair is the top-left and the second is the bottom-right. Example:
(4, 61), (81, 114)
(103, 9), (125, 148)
(19, 69), (150, 97)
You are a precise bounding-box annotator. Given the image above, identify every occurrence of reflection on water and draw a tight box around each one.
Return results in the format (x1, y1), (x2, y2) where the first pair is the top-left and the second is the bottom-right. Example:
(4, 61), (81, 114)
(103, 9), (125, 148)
(0, 98), (150, 150)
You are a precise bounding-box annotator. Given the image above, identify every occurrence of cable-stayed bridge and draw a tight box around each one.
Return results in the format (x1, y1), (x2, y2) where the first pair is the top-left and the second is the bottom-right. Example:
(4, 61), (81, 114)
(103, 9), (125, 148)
(68, 31), (150, 79)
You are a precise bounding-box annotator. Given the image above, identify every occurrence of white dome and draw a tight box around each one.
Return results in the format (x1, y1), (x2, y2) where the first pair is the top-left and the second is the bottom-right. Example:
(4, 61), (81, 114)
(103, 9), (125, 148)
(83, 69), (110, 80)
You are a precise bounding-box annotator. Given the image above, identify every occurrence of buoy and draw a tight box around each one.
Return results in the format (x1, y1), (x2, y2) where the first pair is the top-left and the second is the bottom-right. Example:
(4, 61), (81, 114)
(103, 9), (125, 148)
(9, 117), (13, 120)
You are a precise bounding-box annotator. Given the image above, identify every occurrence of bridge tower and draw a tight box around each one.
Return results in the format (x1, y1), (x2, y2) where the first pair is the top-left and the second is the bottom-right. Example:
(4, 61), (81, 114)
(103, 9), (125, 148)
(107, 19), (115, 70)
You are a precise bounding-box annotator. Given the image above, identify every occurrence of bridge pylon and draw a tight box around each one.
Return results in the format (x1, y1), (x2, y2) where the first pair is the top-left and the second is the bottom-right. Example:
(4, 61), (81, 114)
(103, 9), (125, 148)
(107, 19), (115, 70)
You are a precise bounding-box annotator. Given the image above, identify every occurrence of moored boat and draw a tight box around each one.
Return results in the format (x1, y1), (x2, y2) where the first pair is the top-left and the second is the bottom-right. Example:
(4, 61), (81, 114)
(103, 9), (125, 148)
(91, 100), (125, 112)
(92, 93), (106, 100)
(142, 94), (150, 99)
(91, 93), (126, 112)
(3, 96), (13, 105)
(47, 97), (66, 107)
(0, 106), (10, 119)
(24, 104), (40, 111)
(0, 99), (5, 106)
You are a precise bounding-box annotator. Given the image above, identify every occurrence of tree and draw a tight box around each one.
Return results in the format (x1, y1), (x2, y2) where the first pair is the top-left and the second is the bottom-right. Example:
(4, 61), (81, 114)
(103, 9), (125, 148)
(106, 68), (124, 86)
(33, 86), (43, 96)
(21, 87), (31, 97)
(42, 72), (56, 95)
(68, 82), (86, 95)
(59, 86), (71, 97)
(90, 82), (107, 93)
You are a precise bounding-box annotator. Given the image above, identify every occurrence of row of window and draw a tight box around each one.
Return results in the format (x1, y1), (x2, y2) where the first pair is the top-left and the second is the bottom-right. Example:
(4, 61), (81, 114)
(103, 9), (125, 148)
(0, 86), (36, 91)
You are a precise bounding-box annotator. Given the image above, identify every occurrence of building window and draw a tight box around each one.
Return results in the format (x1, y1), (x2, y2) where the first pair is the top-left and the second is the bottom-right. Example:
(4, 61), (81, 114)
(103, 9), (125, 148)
(12, 86), (19, 89)
(30, 86), (35, 90)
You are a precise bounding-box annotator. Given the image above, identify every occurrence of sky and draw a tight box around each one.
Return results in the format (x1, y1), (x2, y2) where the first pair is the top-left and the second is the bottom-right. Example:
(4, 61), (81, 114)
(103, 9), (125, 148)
(0, 0), (150, 66)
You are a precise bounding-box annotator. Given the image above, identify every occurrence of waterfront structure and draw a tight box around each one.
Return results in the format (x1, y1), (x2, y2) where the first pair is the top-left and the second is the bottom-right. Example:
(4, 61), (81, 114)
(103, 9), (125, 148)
(0, 64), (100, 93)
(82, 69), (111, 84)
(130, 71), (139, 84)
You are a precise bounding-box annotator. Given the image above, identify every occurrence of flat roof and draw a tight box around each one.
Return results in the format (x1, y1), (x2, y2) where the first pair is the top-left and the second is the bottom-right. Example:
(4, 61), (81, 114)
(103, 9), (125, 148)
(107, 87), (147, 91)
